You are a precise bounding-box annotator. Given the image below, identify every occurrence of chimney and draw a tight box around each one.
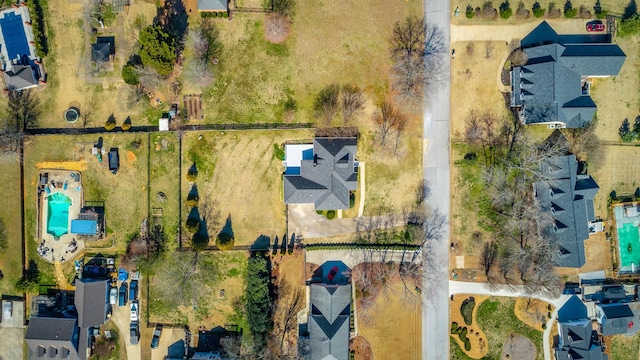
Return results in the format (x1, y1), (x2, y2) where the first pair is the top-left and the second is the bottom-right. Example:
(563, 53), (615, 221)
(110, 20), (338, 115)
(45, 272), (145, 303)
(313, 154), (317, 167)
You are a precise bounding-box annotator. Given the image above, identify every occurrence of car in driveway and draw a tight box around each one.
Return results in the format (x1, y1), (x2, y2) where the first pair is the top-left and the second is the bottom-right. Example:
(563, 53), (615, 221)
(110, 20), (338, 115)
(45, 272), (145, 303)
(327, 266), (339, 281)
(130, 301), (139, 322)
(586, 20), (605, 32)
(129, 280), (138, 301)
(151, 325), (163, 349)
(3, 301), (12, 320)
(130, 322), (139, 345)
(119, 282), (128, 307)
(109, 287), (117, 305)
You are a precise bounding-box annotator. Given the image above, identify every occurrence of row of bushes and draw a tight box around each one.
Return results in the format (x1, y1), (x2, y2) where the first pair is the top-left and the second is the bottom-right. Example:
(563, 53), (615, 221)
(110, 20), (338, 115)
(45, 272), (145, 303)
(465, 1), (608, 20)
(304, 243), (421, 251)
(200, 11), (229, 18)
(27, 0), (49, 57)
(104, 117), (132, 131)
(450, 322), (472, 351)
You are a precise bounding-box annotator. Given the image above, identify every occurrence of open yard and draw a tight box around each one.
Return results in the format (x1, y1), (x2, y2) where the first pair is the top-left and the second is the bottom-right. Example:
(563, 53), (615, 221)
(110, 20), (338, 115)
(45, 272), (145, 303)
(149, 132), (180, 239)
(590, 145), (640, 218)
(358, 282), (421, 360)
(452, 297), (543, 360)
(607, 332), (640, 360)
(0, 159), (23, 295)
(181, 130), (312, 247)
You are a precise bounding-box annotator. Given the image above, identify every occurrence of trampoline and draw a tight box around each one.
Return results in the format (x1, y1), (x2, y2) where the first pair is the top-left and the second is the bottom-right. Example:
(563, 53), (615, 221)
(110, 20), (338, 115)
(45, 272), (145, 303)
(64, 107), (79, 123)
(0, 12), (30, 61)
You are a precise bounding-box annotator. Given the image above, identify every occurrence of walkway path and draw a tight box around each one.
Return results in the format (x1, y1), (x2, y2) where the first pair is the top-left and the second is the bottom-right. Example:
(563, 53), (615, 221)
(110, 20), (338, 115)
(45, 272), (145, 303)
(423, 0), (451, 358)
(357, 162), (366, 217)
(53, 262), (74, 291)
(450, 281), (570, 360)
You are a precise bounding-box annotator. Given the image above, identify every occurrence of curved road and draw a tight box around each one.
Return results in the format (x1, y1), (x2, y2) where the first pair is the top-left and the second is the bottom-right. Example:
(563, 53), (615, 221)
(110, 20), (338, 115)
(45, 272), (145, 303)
(422, 0), (451, 359)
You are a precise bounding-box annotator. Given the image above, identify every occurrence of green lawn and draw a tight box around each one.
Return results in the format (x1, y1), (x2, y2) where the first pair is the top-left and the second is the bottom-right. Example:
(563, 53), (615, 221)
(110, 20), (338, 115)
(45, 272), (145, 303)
(149, 132), (180, 242)
(0, 160), (23, 295)
(609, 332), (640, 360)
(476, 297), (543, 360)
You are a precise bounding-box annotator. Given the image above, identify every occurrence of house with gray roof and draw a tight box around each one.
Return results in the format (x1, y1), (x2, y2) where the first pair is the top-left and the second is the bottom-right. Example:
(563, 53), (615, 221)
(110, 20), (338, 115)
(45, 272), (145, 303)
(555, 297), (607, 360)
(558, 295), (588, 323)
(283, 137), (358, 210)
(511, 21), (625, 128)
(197, 0), (228, 12)
(533, 154), (599, 268)
(74, 278), (109, 359)
(25, 317), (81, 360)
(4, 61), (38, 91)
(309, 283), (351, 360)
(596, 303), (635, 336)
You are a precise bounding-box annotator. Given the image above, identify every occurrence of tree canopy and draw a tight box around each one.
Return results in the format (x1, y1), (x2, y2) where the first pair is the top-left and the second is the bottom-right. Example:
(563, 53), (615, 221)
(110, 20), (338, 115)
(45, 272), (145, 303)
(139, 25), (177, 76)
(245, 255), (272, 349)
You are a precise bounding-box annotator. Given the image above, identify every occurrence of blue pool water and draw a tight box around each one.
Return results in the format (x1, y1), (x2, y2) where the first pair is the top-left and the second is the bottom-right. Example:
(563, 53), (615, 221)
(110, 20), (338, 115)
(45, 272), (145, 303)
(0, 12), (30, 61)
(47, 192), (71, 238)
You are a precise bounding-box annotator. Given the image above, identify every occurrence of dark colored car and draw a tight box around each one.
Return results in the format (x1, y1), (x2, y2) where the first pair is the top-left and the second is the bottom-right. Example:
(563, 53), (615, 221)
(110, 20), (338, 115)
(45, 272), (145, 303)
(586, 20), (605, 32)
(151, 325), (163, 349)
(130, 322), (139, 345)
(108, 148), (120, 174)
(118, 282), (128, 307)
(129, 280), (138, 301)
(327, 266), (339, 281)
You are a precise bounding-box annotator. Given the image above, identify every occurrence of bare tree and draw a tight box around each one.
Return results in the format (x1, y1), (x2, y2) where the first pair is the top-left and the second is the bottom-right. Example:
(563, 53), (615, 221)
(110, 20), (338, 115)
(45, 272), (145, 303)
(313, 83), (340, 124)
(393, 112), (408, 154)
(389, 16), (425, 61)
(81, 95), (97, 128)
(6, 90), (41, 132)
(480, 239), (498, 277)
(485, 42), (494, 59)
(373, 100), (403, 146)
(134, 66), (164, 94)
(511, 49), (528, 66)
(340, 84), (365, 124)
(272, 278), (304, 356)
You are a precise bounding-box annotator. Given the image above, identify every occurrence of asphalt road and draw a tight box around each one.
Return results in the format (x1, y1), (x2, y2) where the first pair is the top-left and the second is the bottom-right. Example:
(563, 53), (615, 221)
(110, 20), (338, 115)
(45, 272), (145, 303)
(422, 0), (451, 358)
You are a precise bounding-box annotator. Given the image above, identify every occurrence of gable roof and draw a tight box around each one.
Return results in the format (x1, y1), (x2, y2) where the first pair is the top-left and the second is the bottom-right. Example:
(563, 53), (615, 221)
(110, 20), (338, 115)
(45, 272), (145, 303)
(309, 284), (351, 360)
(74, 278), (109, 328)
(91, 43), (110, 63)
(25, 317), (81, 360)
(560, 320), (593, 350)
(557, 295), (588, 322)
(534, 155), (599, 268)
(197, 0), (228, 11)
(284, 137), (358, 210)
(4, 63), (38, 91)
(513, 22), (625, 128)
(556, 346), (608, 360)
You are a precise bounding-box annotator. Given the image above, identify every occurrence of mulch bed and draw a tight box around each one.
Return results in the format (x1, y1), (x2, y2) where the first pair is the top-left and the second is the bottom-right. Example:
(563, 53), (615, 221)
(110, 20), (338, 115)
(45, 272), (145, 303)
(350, 336), (373, 360)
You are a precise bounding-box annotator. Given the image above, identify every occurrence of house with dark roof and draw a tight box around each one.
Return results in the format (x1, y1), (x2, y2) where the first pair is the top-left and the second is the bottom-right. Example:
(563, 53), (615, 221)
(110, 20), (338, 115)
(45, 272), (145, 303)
(533, 154), (599, 268)
(596, 303), (635, 336)
(25, 317), (81, 360)
(557, 295), (588, 323)
(511, 21), (625, 128)
(4, 61), (38, 90)
(309, 283), (351, 360)
(197, 0), (228, 13)
(283, 137), (358, 210)
(74, 278), (109, 359)
(555, 296), (608, 360)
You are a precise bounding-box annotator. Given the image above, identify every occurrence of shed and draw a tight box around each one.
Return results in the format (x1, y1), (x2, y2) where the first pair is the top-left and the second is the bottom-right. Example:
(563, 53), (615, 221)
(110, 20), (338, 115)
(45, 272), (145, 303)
(159, 117), (169, 131)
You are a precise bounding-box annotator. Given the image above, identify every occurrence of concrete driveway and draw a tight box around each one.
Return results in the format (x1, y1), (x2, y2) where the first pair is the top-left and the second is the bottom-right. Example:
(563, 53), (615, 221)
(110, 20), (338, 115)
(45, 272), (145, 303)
(288, 204), (406, 239)
(111, 299), (141, 360)
(150, 327), (189, 360)
(451, 18), (597, 42)
(0, 299), (24, 360)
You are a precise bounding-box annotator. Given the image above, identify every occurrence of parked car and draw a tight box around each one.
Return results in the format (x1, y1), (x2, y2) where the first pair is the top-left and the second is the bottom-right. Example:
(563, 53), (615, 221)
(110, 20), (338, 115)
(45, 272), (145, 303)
(109, 287), (117, 305)
(108, 148), (120, 174)
(119, 282), (128, 307)
(130, 301), (139, 322)
(129, 280), (138, 301)
(586, 20), (605, 32)
(130, 322), (139, 345)
(3, 301), (12, 320)
(327, 266), (339, 281)
(151, 325), (163, 349)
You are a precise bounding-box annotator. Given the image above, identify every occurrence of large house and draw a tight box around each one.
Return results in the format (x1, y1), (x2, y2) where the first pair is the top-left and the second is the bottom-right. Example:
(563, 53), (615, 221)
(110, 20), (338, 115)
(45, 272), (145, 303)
(309, 284), (351, 360)
(533, 154), (599, 268)
(555, 295), (608, 360)
(75, 278), (110, 359)
(511, 21), (625, 128)
(25, 317), (81, 360)
(283, 137), (358, 210)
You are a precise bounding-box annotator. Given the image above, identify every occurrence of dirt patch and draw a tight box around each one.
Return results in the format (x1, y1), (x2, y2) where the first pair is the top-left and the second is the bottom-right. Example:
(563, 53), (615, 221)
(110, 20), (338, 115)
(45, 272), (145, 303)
(450, 294), (489, 358)
(350, 336), (373, 360)
(500, 334), (536, 360)
(264, 14), (291, 44)
(127, 150), (137, 163)
(514, 298), (553, 332)
(358, 282), (421, 360)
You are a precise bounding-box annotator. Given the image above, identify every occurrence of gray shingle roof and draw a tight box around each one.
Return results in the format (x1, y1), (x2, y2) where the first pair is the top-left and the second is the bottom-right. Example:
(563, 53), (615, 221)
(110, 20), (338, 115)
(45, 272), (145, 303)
(557, 295), (588, 322)
(309, 284), (351, 360)
(4, 63), (38, 91)
(197, 0), (227, 11)
(91, 43), (110, 63)
(513, 23), (625, 128)
(74, 278), (109, 328)
(25, 317), (81, 360)
(556, 347), (608, 360)
(284, 137), (358, 210)
(597, 303), (635, 336)
(534, 155), (599, 268)
(560, 320), (592, 350)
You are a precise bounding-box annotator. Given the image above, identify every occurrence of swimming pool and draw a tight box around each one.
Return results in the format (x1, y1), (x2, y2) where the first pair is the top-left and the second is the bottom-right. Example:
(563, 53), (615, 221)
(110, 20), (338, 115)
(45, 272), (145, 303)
(47, 192), (71, 238)
(618, 222), (640, 270)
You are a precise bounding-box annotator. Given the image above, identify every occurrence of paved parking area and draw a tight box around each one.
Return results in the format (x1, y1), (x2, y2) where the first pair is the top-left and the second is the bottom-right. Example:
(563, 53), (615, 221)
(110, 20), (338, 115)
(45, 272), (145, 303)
(0, 299), (24, 360)
(151, 327), (189, 360)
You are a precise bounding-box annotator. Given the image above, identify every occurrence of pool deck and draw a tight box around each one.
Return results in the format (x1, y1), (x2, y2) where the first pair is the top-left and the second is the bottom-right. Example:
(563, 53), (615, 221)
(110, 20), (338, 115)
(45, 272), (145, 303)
(38, 169), (85, 263)
(613, 204), (640, 273)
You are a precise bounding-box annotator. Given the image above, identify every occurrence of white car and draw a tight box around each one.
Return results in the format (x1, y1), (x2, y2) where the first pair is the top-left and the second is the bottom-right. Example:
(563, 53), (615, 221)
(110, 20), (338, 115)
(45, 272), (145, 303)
(3, 301), (12, 320)
(130, 301), (139, 322)
(109, 287), (117, 305)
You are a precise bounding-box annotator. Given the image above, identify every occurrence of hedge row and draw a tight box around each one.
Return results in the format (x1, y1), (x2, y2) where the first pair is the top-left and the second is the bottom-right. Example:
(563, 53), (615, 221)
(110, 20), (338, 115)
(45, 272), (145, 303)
(200, 11), (228, 18)
(304, 243), (421, 251)
(27, 0), (49, 57)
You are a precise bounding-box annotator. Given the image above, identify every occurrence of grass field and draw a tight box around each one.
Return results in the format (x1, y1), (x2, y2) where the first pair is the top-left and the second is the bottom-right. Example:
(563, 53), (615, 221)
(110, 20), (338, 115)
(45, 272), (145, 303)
(149, 132), (180, 240)
(358, 282), (421, 360)
(0, 159), (23, 295)
(608, 332), (640, 360)
(181, 130), (312, 247)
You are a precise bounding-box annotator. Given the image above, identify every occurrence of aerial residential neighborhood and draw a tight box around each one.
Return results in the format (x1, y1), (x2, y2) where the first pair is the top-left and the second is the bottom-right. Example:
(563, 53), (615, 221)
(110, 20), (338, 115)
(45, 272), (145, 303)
(1, 0), (640, 359)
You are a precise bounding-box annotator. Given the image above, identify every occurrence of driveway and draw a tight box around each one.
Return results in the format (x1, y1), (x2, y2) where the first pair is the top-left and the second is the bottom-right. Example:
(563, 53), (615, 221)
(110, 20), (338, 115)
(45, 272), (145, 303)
(111, 299), (141, 360)
(288, 204), (406, 239)
(0, 299), (24, 360)
(423, 0), (451, 358)
(305, 249), (420, 269)
(150, 327), (189, 360)
(451, 19), (597, 42)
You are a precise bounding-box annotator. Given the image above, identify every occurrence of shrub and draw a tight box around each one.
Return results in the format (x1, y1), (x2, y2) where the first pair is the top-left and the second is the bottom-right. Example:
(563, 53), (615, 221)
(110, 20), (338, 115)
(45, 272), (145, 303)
(187, 164), (198, 182)
(185, 217), (200, 233)
(217, 233), (235, 250)
(548, 2), (561, 18)
(532, 1), (545, 17)
(326, 210), (336, 220)
(273, 143), (285, 160)
(460, 297), (476, 326)
(516, 1), (530, 18)
(186, 193), (199, 207)
(459, 327), (468, 342)
(223, 12), (229, 18)
(104, 118), (116, 131)
(464, 338), (472, 351)
(451, 322), (459, 333)
(619, 14), (640, 37)
(579, 4), (591, 18)
(122, 65), (139, 85)
(482, 1), (497, 18)
(466, 4), (475, 18)
(594, 0), (607, 18)
(316, 210), (324, 215)
(564, 0), (577, 18)
(500, 1), (513, 18)
(121, 118), (132, 131)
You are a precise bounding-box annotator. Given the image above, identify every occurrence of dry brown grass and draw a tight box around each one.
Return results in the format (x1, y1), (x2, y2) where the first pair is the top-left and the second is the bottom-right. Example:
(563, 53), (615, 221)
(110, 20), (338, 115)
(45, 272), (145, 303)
(514, 298), (553, 332)
(0, 159), (23, 295)
(590, 145), (640, 218)
(450, 294), (490, 358)
(358, 282), (421, 360)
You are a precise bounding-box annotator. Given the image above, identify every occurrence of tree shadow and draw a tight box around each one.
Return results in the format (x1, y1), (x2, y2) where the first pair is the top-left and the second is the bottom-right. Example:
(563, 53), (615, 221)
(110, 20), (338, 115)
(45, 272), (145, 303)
(188, 184), (199, 202)
(624, 0), (637, 19)
(155, 0), (189, 51)
(188, 163), (198, 179)
(251, 234), (271, 252)
(107, 114), (116, 125)
(271, 235), (279, 255)
(193, 217), (210, 250)
(124, 116), (132, 126)
(96, 136), (103, 149)
(218, 214), (234, 240)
